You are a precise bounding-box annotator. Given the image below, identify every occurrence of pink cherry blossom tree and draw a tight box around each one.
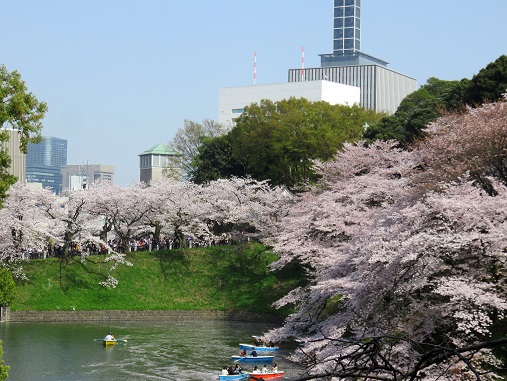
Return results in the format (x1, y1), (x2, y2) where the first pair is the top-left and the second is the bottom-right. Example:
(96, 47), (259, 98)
(416, 95), (507, 191)
(84, 181), (154, 253)
(199, 177), (292, 242)
(263, 137), (507, 380)
(0, 184), (59, 269)
(145, 178), (212, 248)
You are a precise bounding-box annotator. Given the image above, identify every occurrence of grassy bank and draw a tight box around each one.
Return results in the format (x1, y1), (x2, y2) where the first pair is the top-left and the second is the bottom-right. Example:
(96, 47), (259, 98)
(11, 243), (304, 315)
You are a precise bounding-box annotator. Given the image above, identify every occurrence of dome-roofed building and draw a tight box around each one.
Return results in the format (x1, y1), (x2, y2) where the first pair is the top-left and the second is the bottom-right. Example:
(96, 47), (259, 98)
(139, 142), (181, 184)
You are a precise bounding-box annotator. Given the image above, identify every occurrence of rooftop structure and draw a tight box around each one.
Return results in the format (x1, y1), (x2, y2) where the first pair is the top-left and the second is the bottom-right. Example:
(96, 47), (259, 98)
(322, 0), (387, 67)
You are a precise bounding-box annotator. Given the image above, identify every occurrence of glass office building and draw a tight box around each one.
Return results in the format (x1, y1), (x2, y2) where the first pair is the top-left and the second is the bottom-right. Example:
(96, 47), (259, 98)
(26, 136), (67, 194)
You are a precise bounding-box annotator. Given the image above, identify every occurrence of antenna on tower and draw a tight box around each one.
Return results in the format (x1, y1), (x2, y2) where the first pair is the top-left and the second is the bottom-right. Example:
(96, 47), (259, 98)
(253, 50), (257, 85)
(301, 45), (305, 81)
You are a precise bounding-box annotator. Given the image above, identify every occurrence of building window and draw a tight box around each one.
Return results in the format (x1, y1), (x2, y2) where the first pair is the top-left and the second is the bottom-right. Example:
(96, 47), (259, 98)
(344, 39), (354, 49)
(140, 155), (150, 169)
(232, 108), (244, 114)
(333, 40), (344, 51)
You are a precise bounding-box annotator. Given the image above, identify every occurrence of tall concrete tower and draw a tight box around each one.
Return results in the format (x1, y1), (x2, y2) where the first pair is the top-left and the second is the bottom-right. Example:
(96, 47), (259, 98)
(333, 0), (361, 55)
(288, 0), (417, 114)
(321, 0), (387, 67)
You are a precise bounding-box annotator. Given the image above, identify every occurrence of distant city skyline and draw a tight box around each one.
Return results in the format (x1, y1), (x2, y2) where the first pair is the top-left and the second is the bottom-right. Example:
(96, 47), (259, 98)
(3, 1), (506, 186)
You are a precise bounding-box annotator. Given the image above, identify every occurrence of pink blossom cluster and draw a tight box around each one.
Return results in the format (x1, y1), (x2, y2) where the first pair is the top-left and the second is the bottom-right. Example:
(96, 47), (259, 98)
(263, 99), (507, 380)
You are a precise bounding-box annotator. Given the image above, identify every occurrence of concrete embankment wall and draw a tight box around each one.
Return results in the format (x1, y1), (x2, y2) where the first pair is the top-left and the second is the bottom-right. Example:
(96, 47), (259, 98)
(2, 308), (285, 324)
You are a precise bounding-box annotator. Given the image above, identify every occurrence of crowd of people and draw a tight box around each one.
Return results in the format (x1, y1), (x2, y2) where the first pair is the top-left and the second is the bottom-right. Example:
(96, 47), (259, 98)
(221, 363), (279, 376)
(12, 231), (251, 260)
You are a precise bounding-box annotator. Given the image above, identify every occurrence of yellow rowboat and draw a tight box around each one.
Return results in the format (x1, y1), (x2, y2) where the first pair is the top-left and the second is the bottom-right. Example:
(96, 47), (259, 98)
(94, 338), (127, 346)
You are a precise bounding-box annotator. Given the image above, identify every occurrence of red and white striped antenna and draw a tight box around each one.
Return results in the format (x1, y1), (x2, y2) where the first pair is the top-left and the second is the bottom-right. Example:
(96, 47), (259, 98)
(253, 50), (257, 85)
(301, 45), (305, 81)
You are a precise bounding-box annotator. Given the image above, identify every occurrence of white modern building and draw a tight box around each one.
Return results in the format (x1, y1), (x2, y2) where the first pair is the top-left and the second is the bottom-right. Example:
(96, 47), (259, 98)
(61, 163), (114, 191)
(219, 80), (360, 127)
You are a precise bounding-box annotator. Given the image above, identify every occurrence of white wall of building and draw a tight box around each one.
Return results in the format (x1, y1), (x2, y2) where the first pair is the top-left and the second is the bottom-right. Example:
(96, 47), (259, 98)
(218, 80), (360, 127)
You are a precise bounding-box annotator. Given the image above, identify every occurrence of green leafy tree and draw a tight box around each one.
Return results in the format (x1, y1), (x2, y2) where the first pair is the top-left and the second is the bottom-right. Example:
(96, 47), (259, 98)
(221, 97), (382, 189)
(0, 65), (47, 152)
(0, 131), (16, 208)
(364, 77), (468, 144)
(0, 64), (47, 204)
(0, 340), (8, 381)
(464, 54), (507, 105)
(0, 267), (17, 306)
(188, 134), (246, 184)
(165, 119), (225, 179)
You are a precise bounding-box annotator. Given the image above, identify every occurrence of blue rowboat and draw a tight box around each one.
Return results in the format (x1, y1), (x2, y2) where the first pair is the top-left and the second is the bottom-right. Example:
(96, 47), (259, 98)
(218, 373), (249, 380)
(231, 355), (274, 364)
(239, 343), (279, 352)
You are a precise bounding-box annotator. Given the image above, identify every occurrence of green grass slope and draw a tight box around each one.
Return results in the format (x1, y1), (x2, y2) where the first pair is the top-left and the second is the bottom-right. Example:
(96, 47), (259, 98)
(11, 243), (305, 315)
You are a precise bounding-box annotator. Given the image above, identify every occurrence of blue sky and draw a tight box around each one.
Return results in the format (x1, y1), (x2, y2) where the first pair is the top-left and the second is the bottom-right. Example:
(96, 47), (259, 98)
(3, 0), (506, 186)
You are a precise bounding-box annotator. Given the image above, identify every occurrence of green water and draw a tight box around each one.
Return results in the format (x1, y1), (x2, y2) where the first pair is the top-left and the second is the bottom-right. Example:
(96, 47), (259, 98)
(0, 320), (301, 381)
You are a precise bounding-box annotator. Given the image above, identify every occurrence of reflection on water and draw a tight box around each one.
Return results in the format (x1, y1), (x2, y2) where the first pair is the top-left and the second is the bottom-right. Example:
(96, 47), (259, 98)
(0, 320), (302, 381)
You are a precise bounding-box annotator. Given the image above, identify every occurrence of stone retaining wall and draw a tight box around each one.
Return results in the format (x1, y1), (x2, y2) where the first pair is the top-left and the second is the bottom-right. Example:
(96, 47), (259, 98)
(4, 308), (285, 324)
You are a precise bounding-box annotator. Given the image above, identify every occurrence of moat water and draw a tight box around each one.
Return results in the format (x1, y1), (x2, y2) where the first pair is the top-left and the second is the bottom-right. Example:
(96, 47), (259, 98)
(0, 320), (303, 381)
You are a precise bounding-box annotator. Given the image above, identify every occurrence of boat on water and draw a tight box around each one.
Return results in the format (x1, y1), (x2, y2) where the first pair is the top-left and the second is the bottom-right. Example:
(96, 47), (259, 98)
(251, 336), (282, 348)
(231, 355), (274, 364)
(94, 338), (127, 346)
(218, 373), (249, 380)
(252, 335), (263, 346)
(248, 372), (284, 380)
(239, 343), (279, 352)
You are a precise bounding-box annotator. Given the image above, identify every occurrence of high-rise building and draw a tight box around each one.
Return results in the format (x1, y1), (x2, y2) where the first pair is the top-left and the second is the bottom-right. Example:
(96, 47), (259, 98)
(26, 136), (67, 193)
(288, 0), (417, 115)
(1, 129), (26, 182)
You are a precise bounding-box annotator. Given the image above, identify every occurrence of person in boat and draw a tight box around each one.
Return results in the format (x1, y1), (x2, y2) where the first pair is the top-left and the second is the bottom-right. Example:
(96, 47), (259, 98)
(250, 348), (258, 357)
(104, 332), (115, 340)
(234, 364), (242, 374)
(240, 348), (247, 357)
(227, 366), (236, 375)
(272, 363), (278, 373)
(252, 365), (260, 374)
(221, 366), (229, 375)
(262, 365), (268, 374)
